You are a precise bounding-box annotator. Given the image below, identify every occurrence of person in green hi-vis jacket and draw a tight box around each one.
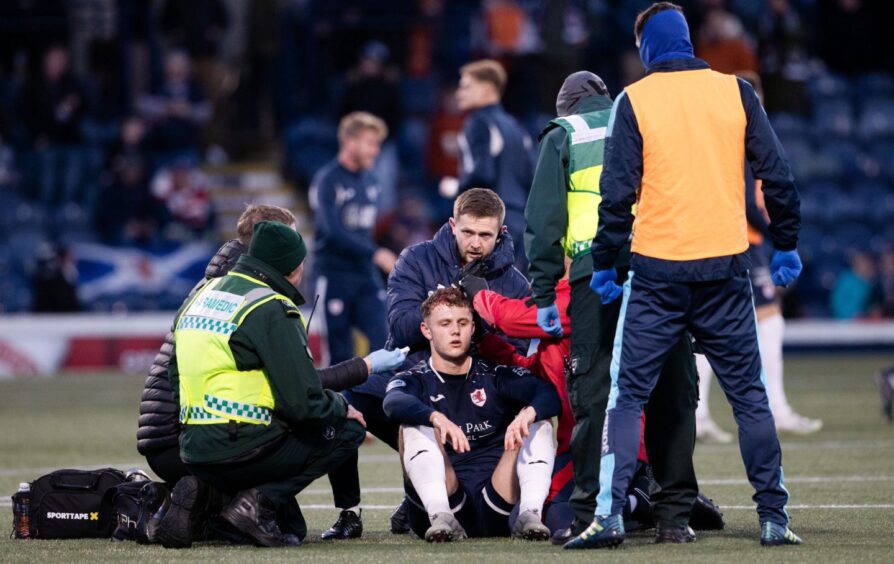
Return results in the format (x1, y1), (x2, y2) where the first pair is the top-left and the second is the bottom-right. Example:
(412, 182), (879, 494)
(524, 70), (717, 543)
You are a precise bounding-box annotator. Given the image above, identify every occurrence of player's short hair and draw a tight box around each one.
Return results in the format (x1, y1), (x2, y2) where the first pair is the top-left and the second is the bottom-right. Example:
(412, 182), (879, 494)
(634, 2), (684, 41)
(236, 204), (297, 246)
(421, 287), (473, 320)
(453, 188), (506, 225)
(460, 59), (507, 96)
(338, 111), (388, 143)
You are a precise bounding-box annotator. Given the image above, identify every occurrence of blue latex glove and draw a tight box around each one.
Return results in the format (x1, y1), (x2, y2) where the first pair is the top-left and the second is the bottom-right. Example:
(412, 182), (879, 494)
(590, 268), (623, 304)
(770, 250), (802, 287)
(366, 347), (409, 373)
(536, 304), (563, 338)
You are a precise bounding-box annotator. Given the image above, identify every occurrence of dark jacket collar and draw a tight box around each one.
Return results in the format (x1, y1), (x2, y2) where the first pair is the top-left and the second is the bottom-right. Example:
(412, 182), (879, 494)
(645, 57), (710, 75)
(432, 222), (517, 275)
(232, 255), (306, 306)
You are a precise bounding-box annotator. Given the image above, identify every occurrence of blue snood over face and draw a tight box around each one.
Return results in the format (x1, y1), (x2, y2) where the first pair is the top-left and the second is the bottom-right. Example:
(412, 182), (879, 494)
(638, 9), (695, 69)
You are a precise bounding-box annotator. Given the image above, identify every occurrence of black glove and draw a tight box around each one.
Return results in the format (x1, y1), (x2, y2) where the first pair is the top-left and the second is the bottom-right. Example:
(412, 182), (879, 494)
(451, 257), (489, 286)
(471, 311), (491, 343)
(458, 274), (489, 303)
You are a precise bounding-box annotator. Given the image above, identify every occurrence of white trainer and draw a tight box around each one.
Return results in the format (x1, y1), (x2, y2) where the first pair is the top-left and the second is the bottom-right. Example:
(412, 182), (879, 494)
(775, 413), (822, 434)
(425, 512), (467, 543)
(511, 510), (551, 541)
(696, 417), (734, 444)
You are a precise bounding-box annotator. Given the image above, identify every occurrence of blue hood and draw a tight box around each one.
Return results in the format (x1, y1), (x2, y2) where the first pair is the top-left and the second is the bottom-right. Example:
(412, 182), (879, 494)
(638, 9), (695, 69)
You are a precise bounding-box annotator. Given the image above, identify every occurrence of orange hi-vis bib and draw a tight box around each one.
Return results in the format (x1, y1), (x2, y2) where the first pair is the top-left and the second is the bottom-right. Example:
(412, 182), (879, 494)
(625, 69), (748, 261)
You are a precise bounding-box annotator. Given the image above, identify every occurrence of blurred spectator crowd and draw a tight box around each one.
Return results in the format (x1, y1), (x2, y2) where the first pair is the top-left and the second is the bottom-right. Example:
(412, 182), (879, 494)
(0, 0), (893, 318)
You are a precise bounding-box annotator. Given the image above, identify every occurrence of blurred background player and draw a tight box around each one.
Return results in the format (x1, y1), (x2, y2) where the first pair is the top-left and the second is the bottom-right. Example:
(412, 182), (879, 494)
(310, 111), (398, 367)
(383, 288), (561, 541)
(695, 72), (821, 442)
(525, 70), (703, 542)
(440, 59), (535, 273)
(310, 112), (407, 539)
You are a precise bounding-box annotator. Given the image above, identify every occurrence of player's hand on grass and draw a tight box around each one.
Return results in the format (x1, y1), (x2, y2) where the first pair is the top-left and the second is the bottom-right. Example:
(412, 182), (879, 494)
(505, 406), (537, 451)
(536, 304), (563, 337)
(770, 249), (802, 287)
(346, 403), (367, 428)
(590, 268), (622, 304)
(430, 412), (470, 453)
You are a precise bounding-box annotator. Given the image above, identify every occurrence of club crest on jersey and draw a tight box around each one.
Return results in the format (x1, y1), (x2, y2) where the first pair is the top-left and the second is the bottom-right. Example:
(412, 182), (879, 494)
(470, 388), (487, 407)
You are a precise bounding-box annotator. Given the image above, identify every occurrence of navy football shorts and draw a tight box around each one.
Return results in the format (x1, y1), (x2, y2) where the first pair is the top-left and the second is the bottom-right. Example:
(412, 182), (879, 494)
(405, 449), (514, 538)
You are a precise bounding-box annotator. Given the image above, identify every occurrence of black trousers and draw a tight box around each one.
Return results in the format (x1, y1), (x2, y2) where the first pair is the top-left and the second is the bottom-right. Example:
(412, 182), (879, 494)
(327, 390), (400, 509)
(145, 445), (191, 487)
(567, 273), (699, 530)
(188, 421), (366, 538)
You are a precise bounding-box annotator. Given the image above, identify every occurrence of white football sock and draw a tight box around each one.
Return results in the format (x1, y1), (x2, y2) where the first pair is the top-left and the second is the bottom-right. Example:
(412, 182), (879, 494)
(402, 425), (451, 520)
(516, 420), (555, 515)
(759, 313), (792, 419)
(695, 354), (714, 422)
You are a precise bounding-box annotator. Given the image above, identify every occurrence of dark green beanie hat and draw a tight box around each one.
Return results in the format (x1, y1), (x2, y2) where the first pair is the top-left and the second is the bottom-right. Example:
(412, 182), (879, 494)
(248, 220), (307, 276)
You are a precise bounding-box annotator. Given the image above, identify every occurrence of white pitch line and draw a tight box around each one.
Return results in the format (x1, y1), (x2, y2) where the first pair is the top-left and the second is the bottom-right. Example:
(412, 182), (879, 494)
(722, 504), (894, 510)
(700, 475), (894, 486)
(304, 504), (894, 511)
(290, 477), (894, 495)
(698, 439), (894, 452)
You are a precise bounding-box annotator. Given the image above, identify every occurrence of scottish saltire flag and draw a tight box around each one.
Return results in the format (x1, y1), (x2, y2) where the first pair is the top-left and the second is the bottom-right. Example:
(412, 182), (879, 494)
(73, 242), (215, 308)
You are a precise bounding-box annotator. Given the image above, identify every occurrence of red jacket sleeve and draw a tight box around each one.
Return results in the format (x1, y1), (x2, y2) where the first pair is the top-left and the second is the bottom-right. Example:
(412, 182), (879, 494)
(473, 285), (571, 340)
(477, 333), (541, 374)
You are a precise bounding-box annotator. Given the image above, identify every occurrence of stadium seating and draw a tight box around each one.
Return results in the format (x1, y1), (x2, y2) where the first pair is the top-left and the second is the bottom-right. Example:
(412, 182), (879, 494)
(812, 98), (854, 139)
(3, 61), (891, 318)
(857, 97), (894, 141)
(806, 72), (852, 104)
(282, 117), (339, 185)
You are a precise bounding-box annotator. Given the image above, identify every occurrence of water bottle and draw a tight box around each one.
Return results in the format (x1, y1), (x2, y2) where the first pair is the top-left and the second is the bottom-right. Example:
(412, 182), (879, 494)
(125, 467), (150, 483)
(12, 482), (30, 539)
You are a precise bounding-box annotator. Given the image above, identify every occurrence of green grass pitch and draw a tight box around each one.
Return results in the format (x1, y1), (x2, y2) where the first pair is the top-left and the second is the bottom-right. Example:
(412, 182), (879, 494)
(1, 354), (893, 562)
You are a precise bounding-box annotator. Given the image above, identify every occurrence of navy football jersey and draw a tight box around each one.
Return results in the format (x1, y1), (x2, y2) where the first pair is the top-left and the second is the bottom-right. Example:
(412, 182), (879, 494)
(383, 357), (561, 467)
(309, 159), (381, 273)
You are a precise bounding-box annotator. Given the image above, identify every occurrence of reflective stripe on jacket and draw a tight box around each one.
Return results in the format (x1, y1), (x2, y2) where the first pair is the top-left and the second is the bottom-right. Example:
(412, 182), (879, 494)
(174, 272), (304, 426)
